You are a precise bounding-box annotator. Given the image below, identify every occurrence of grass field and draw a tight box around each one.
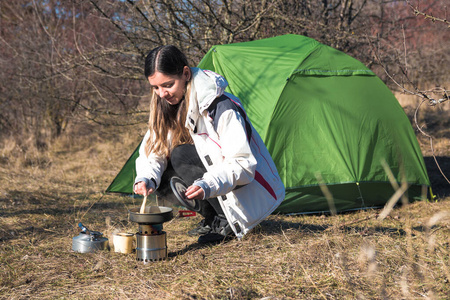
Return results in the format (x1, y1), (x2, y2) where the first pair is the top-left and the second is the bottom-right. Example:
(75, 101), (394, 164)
(0, 98), (449, 299)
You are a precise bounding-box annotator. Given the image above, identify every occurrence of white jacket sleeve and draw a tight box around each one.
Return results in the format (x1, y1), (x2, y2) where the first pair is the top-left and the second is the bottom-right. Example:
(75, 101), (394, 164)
(201, 110), (257, 198)
(134, 130), (167, 189)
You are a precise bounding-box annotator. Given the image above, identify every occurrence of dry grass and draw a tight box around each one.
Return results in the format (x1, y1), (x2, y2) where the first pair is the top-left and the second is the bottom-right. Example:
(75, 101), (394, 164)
(1, 102), (449, 299)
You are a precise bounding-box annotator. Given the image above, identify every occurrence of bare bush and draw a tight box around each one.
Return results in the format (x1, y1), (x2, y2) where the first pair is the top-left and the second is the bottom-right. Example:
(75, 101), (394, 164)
(1, 0), (448, 153)
(0, 1), (147, 151)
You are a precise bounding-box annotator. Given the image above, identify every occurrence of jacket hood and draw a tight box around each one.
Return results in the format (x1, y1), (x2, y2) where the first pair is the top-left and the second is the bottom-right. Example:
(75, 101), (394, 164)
(185, 67), (228, 130)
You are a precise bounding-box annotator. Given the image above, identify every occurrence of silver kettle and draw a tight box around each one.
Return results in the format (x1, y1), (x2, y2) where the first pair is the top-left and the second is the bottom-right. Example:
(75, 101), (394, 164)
(72, 223), (109, 253)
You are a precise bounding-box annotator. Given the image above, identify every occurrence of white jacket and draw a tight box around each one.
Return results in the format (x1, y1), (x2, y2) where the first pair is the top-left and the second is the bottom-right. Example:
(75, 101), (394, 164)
(136, 68), (285, 239)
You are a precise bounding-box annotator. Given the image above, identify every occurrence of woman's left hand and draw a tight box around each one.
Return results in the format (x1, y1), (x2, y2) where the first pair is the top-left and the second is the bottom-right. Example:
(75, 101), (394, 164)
(185, 185), (205, 200)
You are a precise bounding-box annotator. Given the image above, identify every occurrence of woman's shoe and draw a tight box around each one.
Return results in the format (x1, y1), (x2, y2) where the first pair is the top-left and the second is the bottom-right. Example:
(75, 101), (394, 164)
(187, 219), (212, 236)
(197, 232), (231, 244)
(197, 216), (233, 244)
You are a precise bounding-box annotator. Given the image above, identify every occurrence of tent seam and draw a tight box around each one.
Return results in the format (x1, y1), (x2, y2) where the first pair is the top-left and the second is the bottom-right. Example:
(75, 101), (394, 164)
(260, 41), (322, 142)
(292, 69), (375, 75)
(285, 180), (430, 190)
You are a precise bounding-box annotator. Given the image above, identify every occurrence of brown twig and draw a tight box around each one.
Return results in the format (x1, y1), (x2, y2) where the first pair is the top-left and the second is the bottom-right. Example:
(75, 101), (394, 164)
(405, 0), (450, 27)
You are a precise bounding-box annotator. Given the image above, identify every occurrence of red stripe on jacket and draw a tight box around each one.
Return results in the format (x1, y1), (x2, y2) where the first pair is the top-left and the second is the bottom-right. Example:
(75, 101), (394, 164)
(254, 171), (277, 200)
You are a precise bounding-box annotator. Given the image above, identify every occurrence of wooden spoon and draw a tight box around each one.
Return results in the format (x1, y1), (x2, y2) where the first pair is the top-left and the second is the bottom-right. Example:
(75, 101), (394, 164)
(139, 195), (147, 214)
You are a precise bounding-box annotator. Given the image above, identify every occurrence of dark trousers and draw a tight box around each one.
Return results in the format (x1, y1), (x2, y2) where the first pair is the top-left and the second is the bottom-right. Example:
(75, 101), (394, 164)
(155, 144), (224, 225)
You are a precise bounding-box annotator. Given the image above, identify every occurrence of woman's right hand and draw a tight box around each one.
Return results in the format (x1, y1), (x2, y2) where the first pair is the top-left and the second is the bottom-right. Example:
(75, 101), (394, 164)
(134, 181), (154, 196)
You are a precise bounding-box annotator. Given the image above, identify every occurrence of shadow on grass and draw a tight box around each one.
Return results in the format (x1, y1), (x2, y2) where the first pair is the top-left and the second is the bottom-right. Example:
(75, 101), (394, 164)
(424, 156), (450, 198)
(0, 202), (128, 217)
(257, 218), (409, 237)
(168, 242), (214, 258)
(168, 235), (238, 258)
(0, 190), (133, 217)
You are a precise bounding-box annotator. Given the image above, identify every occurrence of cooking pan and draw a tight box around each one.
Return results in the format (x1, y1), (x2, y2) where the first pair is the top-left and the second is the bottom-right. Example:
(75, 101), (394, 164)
(128, 206), (173, 224)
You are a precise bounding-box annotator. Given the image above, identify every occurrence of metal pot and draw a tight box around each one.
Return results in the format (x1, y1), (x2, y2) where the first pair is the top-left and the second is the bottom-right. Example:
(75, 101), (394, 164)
(72, 223), (109, 253)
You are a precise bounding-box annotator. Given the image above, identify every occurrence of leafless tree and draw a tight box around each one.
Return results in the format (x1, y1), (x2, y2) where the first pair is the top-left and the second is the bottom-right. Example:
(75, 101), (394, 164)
(367, 0), (449, 184)
(0, 1), (146, 150)
(1, 0), (447, 154)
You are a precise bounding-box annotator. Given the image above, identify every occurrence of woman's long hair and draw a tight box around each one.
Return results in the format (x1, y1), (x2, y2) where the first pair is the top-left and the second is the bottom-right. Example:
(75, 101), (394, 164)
(144, 45), (193, 157)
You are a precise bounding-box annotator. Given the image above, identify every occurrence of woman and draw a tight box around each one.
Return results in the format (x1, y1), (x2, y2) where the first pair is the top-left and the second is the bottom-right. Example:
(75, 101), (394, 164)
(134, 45), (285, 244)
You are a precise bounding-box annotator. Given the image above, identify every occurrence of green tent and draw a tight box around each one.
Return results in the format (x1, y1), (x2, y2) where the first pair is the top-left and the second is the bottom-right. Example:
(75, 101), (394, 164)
(106, 34), (430, 214)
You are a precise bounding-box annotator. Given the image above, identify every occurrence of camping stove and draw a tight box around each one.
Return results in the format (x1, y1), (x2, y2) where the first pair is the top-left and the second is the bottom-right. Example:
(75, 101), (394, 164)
(129, 206), (173, 262)
(135, 224), (166, 262)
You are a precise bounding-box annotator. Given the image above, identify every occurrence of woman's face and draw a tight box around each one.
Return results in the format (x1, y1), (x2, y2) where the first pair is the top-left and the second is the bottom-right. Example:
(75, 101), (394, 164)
(148, 66), (191, 106)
